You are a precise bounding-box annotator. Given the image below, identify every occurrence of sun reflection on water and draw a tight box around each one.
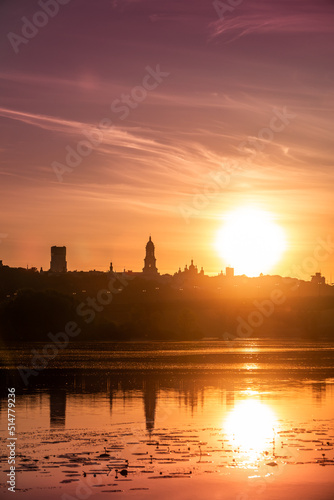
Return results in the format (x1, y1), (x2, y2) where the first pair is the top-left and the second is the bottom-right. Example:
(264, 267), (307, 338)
(224, 399), (278, 465)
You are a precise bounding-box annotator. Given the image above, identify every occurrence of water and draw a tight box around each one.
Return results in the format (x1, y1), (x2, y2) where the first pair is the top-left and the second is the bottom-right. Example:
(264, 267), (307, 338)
(1, 340), (334, 499)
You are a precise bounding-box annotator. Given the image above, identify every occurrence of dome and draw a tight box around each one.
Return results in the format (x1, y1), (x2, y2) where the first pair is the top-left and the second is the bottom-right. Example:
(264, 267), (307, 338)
(146, 236), (154, 249)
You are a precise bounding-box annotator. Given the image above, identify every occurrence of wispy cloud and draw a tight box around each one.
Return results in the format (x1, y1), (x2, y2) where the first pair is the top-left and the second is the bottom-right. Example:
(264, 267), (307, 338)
(0, 106), (227, 189)
(210, 1), (334, 41)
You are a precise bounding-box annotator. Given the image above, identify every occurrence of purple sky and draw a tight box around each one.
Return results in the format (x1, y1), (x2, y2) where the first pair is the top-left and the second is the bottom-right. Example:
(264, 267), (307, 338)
(0, 0), (334, 276)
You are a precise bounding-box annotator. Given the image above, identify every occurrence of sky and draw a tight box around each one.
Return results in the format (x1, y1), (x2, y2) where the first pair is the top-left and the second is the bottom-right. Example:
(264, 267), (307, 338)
(0, 0), (334, 278)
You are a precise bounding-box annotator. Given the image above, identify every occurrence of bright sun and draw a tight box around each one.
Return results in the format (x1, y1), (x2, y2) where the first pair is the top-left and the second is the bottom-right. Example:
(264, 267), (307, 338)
(215, 206), (287, 277)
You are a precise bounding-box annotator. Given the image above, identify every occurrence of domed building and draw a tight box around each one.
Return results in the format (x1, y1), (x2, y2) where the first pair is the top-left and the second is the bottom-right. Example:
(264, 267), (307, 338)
(143, 236), (158, 275)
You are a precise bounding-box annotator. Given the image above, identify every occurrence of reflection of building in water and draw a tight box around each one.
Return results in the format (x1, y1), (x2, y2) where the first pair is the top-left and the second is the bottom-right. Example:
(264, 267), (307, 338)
(106, 376), (114, 416)
(181, 382), (202, 415)
(143, 379), (158, 434)
(109, 389), (115, 415)
(50, 389), (66, 428)
(225, 390), (235, 408)
(311, 381), (326, 403)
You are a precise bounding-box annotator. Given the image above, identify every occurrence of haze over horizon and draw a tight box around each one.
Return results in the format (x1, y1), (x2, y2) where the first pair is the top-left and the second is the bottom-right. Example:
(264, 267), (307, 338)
(1, 0), (334, 278)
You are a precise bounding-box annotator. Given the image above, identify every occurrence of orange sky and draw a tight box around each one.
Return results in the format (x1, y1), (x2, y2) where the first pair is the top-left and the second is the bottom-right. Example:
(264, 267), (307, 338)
(0, 0), (333, 280)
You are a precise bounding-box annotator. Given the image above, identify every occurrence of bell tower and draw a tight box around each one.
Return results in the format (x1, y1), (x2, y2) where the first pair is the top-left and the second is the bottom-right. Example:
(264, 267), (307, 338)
(143, 236), (158, 274)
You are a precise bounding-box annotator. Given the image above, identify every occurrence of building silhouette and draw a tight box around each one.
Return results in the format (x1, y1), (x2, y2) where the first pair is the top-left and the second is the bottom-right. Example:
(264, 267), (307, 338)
(50, 246), (67, 273)
(226, 267), (234, 279)
(143, 236), (158, 275)
(311, 272), (325, 285)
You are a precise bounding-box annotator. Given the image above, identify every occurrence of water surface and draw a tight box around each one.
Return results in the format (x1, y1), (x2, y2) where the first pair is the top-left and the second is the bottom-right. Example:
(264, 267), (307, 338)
(1, 340), (334, 499)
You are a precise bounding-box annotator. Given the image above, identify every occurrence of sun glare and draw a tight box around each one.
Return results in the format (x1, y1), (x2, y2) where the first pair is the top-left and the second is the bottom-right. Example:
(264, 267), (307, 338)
(215, 207), (287, 276)
(224, 399), (277, 457)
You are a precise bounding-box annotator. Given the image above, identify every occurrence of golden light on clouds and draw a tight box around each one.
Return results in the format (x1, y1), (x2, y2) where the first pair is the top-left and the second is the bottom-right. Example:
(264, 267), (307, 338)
(215, 207), (287, 276)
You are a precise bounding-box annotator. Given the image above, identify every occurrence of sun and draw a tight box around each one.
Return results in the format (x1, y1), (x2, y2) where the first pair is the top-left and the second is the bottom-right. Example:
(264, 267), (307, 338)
(215, 206), (287, 277)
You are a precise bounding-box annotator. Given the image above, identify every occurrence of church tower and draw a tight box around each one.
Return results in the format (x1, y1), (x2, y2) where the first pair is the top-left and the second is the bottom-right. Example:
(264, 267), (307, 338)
(143, 236), (158, 274)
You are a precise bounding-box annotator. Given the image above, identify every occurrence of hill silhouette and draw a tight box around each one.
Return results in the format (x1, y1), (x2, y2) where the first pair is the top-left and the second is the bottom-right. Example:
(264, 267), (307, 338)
(1, 266), (334, 343)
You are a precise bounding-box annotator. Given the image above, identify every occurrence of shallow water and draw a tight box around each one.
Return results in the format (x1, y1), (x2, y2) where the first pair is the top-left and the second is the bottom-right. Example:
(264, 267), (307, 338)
(0, 340), (334, 499)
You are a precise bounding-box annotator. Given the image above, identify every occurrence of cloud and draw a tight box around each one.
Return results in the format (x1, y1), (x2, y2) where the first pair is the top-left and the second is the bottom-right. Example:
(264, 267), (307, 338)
(0, 107), (85, 133)
(0, 106), (228, 191)
(210, 1), (334, 41)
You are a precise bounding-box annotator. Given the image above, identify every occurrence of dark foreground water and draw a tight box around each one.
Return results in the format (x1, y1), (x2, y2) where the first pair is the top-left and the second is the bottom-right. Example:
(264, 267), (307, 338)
(0, 340), (334, 499)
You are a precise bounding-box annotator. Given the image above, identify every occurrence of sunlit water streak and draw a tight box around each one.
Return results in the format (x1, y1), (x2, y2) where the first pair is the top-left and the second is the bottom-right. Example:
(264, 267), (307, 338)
(224, 399), (278, 466)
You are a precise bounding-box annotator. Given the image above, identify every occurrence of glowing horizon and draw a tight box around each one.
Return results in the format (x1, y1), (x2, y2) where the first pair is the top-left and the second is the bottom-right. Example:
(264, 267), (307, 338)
(0, 1), (333, 280)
